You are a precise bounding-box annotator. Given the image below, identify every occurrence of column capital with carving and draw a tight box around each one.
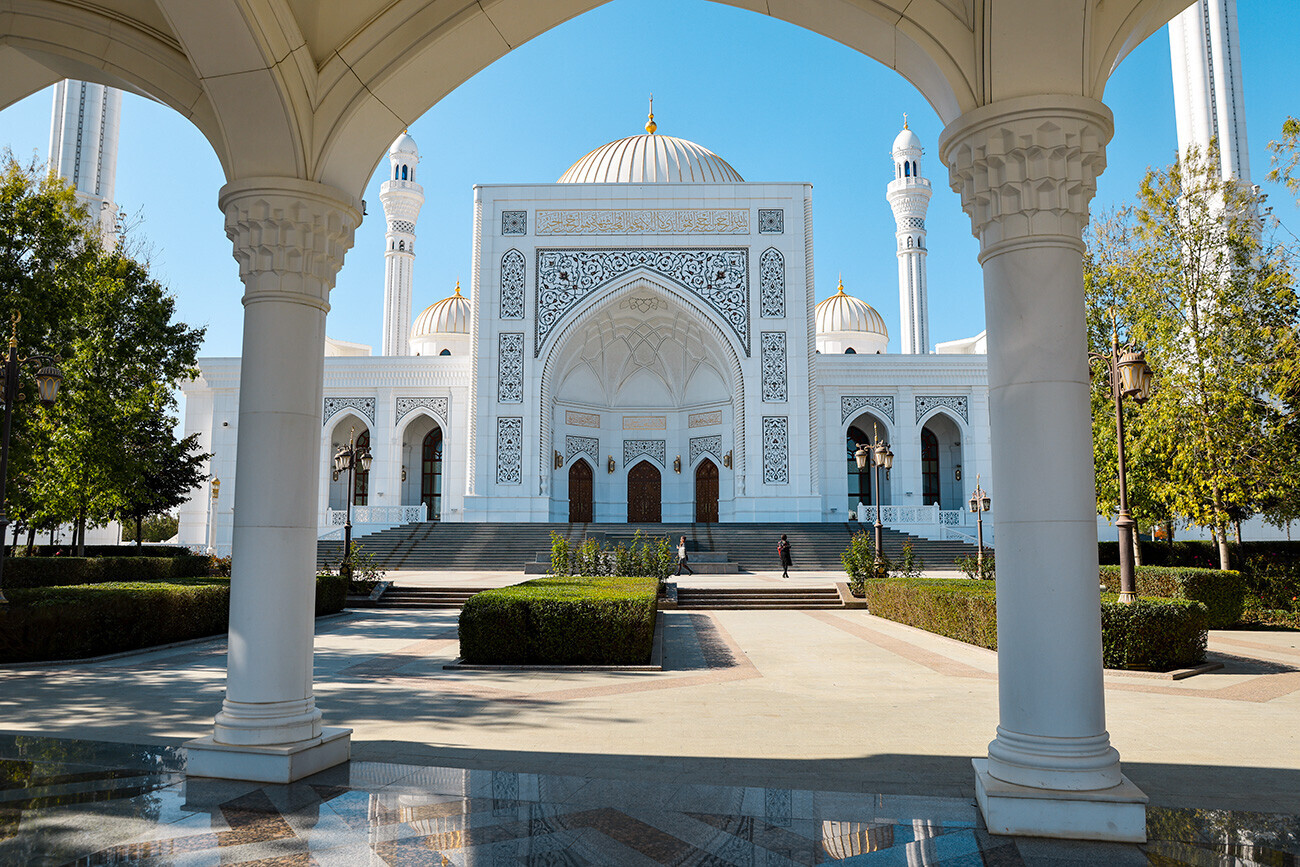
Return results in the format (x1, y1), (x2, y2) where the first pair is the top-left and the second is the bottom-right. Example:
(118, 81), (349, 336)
(938, 96), (1113, 259)
(219, 177), (363, 312)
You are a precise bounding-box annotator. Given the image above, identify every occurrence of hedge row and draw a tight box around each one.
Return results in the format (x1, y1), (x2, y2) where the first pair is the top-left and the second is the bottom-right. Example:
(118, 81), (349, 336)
(2, 555), (211, 589)
(1099, 565), (1244, 629)
(862, 578), (1209, 670)
(13, 545), (194, 559)
(0, 574), (347, 663)
(459, 575), (657, 665)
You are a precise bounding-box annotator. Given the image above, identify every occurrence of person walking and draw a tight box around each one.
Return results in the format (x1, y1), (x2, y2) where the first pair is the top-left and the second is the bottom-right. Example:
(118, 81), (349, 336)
(676, 535), (694, 576)
(777, 533), (792, 579)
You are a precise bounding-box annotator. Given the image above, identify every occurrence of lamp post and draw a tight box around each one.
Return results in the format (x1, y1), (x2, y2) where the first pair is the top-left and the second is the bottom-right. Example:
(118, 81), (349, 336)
(1090, 315), (1155, 604)
(968, 473), (991, 572)
(332, 426), (371, 576)
(0, 312), (62, 604)
(871, 424), (893, 573)
(853, 441), (869, 522)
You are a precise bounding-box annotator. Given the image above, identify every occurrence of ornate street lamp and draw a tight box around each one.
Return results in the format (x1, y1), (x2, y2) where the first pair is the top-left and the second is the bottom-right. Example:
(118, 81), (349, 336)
(968, 474), (992, 572)
(332, 426), (372, 576)
(853, 442), (869, 520)
(872, 424), (893, 573)
(0, 313), (62, 604)
(1090, 314), (1155, 604)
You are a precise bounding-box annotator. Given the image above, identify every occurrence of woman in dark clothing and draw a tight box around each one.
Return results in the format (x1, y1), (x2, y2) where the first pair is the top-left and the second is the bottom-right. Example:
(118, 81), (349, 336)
(778, 533), (792, 579)
(676, 535), (694, 576)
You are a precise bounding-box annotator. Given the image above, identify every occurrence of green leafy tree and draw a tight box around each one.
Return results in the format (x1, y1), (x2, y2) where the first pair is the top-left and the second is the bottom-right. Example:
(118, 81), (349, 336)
(1267, 115), (1300, 201)
(1085, 144), (1300, 569)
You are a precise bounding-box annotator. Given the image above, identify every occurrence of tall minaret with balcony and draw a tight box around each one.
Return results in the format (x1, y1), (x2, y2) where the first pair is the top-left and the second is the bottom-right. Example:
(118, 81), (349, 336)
(48, 80), (122, 245)
(887, 118), (932, 354)
(1169, 0), (1249, 183)
(380, 132), (424, 356)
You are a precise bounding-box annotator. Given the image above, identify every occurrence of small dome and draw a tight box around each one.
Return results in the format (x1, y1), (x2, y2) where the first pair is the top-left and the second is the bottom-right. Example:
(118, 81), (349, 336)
(815, 278), (888, 337)
(559, 122), (743, 183)
(390, 132), (419, 157)
(412, 282), (470, 337)
(893, 126), (922, 154)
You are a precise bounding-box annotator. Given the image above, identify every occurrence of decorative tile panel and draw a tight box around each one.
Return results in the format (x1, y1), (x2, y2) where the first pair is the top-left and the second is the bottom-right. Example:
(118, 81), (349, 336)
(496, 417), (523, 484)
(623, 416), (666, 430)
(758, 209), (784, 234)
(762, 417), (789, 485)
(915, 395), (969, 424)
(323, 396), (375, 425)
(390, 219), (415, 234)
(566, 435), (599, 466)
(501, 211), (526, 235)
(761, 332), (787, 402)
(566, 410), (600, 428)
(689, 410), (722, 428)
(759, 247), (785, 318)
(395, 396), (449, 424)
(497, 333), (524, 403)
(536, 209), (748, 235)
(689, 435), (722, 466)
(536, 248), (750, 355)
(500, 249), (525, 319)
(623, 439), (666, 467)
(841, 395), (895, 424)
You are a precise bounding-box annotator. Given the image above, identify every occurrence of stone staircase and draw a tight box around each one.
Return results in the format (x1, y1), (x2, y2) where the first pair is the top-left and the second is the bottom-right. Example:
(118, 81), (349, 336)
(373, 586), (494, 609)
(320, 521), (978, 573)
(675, 586), (844, 609)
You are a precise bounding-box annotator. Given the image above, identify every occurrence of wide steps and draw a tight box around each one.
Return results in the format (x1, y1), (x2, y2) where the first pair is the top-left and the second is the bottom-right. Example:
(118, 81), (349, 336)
(676, 587), (843, 610)
(373, 586), (494, 609)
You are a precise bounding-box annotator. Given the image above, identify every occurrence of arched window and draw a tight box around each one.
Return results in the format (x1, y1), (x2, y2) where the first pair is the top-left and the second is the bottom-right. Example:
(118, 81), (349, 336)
(912, 161), (918, 177)
(922, 428), (940, 506)
(394, 166), (399, 180)
(845, 347), (856, 355)
(904, 161), (911, 177)
(401, 165), (408, 180)
(422, 428), (443, 520)
(439, 348), (451, 356)
(907, 237), (913, 248)
(353, 430), (371, 506)
(399, 240), (404, 251)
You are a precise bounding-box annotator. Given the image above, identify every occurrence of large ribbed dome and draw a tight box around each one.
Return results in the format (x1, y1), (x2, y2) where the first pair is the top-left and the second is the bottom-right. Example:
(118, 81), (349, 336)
(559, 131), (743, 184)
(815, 279), (888, 337)
(411, 283), (470, 337)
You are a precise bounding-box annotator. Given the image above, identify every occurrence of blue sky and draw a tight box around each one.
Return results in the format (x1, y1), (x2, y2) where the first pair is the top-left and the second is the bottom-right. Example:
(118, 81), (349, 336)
(1, 0), (1298, 359)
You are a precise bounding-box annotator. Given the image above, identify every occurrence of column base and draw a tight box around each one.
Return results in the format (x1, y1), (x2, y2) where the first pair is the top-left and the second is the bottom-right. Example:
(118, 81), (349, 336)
(185, 727), (352, 784)
(973, 759), (1147, 842)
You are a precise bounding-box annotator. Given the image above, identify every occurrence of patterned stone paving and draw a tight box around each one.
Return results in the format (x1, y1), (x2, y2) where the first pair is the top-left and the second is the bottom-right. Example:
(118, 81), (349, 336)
(0, 735), (1297, 865)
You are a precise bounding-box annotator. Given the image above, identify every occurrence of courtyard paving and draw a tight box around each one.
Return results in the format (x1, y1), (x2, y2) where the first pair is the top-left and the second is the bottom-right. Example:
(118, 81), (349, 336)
(0, 570), (1297, 864)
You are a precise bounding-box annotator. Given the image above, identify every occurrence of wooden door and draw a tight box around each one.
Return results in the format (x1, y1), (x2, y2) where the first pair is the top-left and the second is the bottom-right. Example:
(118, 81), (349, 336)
(568, 459), (593, 523)
(627, 460), (661, 522)
(695, 459), (719, 523)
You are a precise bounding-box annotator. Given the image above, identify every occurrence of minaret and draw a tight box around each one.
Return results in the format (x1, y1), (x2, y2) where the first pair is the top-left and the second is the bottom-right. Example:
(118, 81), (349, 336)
(887, 117), (932, 355)
(1169, 0), (1249, 182)
(380, 132), (424, 356)
(48, 79), (122, 244)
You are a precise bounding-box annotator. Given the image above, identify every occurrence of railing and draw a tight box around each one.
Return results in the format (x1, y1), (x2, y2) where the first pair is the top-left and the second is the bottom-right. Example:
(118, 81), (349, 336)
(941, 526), (978, 544)
(326, 504), (426, 526)
(879, 505), (940, 524)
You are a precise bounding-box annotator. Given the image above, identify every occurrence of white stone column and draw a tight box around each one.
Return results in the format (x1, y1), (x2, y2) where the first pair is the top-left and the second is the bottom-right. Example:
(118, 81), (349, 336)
(185, 178), (362, 784)
(939, 95), (1146, 841)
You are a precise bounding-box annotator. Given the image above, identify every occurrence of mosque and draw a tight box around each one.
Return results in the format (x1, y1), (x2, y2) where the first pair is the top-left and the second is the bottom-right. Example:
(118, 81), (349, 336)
(177, 112), (993, 551)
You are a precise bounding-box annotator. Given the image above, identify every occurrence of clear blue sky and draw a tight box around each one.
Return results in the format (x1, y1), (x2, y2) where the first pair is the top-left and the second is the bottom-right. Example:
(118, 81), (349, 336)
(1, 0), (1298, 359)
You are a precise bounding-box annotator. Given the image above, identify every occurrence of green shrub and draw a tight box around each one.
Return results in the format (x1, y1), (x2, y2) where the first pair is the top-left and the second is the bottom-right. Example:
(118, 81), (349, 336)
(862, 578), (999, 649)
(1099, 565), (1245, 628)
(458, 575), (657, 665)
(3, 555), (211, 589)
(14, 545), (194, 559)
(0, 575), (348, 662)
(841, 531), (882, 593)
(1100, 597), (1209, 669)
(547, 531), (674, 582)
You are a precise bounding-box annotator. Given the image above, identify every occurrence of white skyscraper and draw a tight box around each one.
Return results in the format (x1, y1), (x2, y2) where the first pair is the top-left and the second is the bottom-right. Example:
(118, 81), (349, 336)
(887, 120), (932, 355)
(47, 79), (122, 243)
(380, 133), (424, 356)
(1169, 0), (1249, 182)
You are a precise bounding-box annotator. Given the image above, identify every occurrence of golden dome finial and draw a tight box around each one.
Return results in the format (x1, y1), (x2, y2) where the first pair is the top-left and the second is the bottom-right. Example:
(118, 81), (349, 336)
(837, 273), (846, 295)
(645, 93), (657, 134)
(453, 280), (462, 296)
(902, 112), (908, 130)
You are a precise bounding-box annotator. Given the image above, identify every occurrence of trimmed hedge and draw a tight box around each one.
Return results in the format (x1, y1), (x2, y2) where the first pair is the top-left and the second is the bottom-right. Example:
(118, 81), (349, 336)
(0, 575), (348, 663)
(1099, 565), (1244, 629)
(459, 575), (657, 665)
(863, 578), (1210, 671)
(15, 545), (194, 559)
(1100, 596), (1209, 669)
(2, 555), (211, 589)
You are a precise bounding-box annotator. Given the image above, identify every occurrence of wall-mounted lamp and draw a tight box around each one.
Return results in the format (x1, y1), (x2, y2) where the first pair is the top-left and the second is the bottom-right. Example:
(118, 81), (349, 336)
(607, 456), (616, 474)
(954, 464), (962, 481)
(673, 455), (681, 473)
(554, 450), (563, 469)
(723, 450), (732, 469)
(401, 465), (407, 482)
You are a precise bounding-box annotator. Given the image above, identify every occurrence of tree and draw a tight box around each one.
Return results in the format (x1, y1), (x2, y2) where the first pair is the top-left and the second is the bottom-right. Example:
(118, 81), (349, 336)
(1084, 144), (1299, 569)
(112, 394), (209, 547)
(1268, 116), (1300, 201)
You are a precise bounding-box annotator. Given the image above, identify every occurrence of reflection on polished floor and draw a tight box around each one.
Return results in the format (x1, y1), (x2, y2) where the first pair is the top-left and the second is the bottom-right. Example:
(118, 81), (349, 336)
(1, 734), (1297, 866)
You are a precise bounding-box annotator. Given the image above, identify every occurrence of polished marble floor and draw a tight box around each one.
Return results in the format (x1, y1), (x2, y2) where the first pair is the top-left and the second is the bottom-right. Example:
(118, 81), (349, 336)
(1, 734), (1297, 866)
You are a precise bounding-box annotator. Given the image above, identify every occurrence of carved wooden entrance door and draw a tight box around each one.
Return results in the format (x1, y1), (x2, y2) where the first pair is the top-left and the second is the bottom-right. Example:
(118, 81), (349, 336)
(568, 460), (593, 523)
(627, 460), (661, 522)
(695, 459), (719, 523)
